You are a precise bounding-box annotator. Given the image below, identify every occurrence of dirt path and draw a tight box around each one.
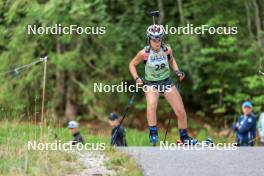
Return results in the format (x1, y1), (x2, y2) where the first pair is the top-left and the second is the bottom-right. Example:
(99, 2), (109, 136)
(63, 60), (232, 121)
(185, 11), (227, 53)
(67, 151), (115, 176)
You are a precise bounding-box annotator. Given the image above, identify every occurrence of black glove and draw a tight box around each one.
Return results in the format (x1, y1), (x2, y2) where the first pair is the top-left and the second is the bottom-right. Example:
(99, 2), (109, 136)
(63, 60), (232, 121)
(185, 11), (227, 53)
(134, 77), (144, 83)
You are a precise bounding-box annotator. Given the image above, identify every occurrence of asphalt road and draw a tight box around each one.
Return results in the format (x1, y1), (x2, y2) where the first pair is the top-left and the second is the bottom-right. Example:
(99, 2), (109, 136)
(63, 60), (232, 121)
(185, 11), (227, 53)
(118, 146), (264, 176)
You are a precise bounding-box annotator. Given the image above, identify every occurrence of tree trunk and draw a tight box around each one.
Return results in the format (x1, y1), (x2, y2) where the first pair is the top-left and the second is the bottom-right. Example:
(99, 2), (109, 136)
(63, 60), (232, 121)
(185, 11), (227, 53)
(177, 0), (185, 25)
(244, 0), (253, 39)
(157, 0), (165, 25)
(176, 0), (192, 76)
(55, 40), (65, 117)
(253, 0), (263, 47)
(65, 73), (77, 120)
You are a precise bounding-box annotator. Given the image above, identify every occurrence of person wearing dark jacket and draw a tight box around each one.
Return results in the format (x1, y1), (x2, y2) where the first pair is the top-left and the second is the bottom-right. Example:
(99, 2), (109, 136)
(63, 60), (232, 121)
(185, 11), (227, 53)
(67, 120), (84, 145)
(232, 101), (256, 146)
(109, 112), (127, 146)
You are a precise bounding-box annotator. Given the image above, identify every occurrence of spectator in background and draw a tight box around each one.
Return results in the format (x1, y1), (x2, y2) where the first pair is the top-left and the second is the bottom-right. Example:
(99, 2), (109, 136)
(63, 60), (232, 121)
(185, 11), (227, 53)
(232, 101), (256, 146)
(258, 107), (264, 146)
(109, 112), (127, 146)
(67, 120), (84, 145)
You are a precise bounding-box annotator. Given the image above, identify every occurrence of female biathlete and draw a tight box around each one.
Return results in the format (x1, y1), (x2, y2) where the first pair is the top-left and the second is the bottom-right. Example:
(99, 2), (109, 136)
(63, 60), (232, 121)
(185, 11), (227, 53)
(129, 24), (197, 145)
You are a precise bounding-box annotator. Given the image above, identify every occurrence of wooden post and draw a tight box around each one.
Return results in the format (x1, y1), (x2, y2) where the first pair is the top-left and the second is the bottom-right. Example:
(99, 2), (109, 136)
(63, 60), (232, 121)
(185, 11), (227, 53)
(41, 56), (47, 140)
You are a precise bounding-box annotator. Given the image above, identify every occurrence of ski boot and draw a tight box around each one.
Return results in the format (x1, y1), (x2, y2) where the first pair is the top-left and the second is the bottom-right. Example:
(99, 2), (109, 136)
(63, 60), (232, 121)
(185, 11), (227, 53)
(179, 129), (198, 145)
(149, 126), (158, 146)
(180, 135), (198, 145)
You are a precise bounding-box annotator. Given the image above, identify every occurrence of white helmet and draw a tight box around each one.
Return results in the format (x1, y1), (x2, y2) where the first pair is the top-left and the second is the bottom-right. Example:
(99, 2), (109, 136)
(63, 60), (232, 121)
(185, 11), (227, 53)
(147, 24), (164, 40)
(67, 120), (78, 129)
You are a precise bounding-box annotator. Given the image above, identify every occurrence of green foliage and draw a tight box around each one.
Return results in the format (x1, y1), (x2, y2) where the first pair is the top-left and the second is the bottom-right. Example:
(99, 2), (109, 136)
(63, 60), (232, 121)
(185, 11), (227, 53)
(0, 0), (263, 126)
(0, 120), (80, 175)
(105, 148), (143, 176)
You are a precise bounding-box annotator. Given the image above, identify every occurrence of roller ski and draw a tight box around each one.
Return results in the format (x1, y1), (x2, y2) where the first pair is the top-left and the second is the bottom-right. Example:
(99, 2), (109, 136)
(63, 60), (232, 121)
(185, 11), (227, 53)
(177, 137), (213, 146)
(176, 136), (198, 145)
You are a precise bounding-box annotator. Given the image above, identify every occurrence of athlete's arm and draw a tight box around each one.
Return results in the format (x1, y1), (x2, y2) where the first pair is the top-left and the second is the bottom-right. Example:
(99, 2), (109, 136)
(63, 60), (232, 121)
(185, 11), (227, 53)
(168, 48), (185, 81)
(167, 47), (179, 71)
(129, 50), (144, 82)
(169, 56), (180, 71)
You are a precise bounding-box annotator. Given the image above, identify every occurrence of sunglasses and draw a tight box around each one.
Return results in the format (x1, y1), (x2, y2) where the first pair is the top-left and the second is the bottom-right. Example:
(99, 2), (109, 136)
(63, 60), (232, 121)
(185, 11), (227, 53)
(151, 38), (162, 43)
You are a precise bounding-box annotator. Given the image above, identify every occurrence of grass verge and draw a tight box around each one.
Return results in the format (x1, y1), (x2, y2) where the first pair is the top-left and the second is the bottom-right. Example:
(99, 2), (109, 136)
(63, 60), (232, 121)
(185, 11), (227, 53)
(0, 119), (143, 175)
(104, 147), (143, 176)
(0, 119), (83, 176)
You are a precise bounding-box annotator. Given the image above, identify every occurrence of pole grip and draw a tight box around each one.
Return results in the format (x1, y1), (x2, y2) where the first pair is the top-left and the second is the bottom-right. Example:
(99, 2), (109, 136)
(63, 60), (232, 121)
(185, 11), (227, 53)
(150, 11), (159, 25)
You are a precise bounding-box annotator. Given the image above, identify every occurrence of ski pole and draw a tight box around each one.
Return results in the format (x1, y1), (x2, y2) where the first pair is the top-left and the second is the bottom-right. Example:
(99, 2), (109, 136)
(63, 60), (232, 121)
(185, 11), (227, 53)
(111, 91), (137, 145)
(163, 81), (181, 142)
(163, 111), (173, 142)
